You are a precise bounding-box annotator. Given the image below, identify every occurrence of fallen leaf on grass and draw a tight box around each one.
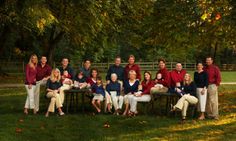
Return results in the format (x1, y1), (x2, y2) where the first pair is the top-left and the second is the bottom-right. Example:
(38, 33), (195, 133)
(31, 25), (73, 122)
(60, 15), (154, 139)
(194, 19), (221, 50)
(18, 119), (24, 123)
(15, 128), (23, 133)
(103, 122), (110, 128)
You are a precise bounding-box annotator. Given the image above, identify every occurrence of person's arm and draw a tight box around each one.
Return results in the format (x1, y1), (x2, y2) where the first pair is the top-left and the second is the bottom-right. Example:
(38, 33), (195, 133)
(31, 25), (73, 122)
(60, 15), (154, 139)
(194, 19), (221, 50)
(215, 66), (221, 86)
(190, 82), (197, 97)
(44, 65), (52, 80)
(106, 66), (112, 81)
(120, 67), (125, 82)
(106, 84), (111, 95)
(142, 82), (154, 95)
(204, 72), (208, 88)
(136, 65), (141, 81)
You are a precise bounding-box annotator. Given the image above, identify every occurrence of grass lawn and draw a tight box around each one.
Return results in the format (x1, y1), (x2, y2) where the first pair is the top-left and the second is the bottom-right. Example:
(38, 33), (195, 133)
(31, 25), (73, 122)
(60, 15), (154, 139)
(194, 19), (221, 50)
(0, 85), (235, 141)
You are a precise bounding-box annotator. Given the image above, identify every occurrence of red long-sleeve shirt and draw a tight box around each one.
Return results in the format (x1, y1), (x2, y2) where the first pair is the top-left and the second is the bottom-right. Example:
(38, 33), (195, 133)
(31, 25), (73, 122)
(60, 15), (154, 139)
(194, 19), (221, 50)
(141, 80), (155, 95)
(170, 69), (186, 87)
(36, 64), (52, 81)
(25, 64), (37, 85)
(157, 67), (170, 87)
(124, 64), (141, 80)
(86, 77), (97, 93)
(204, 65), (221, 86)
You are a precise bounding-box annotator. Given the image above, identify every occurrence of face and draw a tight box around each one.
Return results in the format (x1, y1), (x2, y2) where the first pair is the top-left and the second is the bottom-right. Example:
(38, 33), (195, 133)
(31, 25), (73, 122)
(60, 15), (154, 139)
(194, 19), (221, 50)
(97, 79), (102, 84)
(54, 70), (59, 77)
(128, 57), (135, 65)
(63, 71), (69, 76)
(184, 74), (190, 81)
(176, 63), (182, 72)
(197, 63), (203, 71)
(41, 56), (47, 64)
(62, 58), (69, 67)
(111, 75), (118, 82)
(78, 73), (83, 79)
(144, 73), (151, 81)
(206, 58), (213, 66)
(129, 72), (136, 80)
(158, 61), (165, 69)
(31, 56), (37, 64)
(157, 73), (162, 79)
(115, 58), (121, 66)
(91, 70), (98, 78)
(84, 60), (91, 69)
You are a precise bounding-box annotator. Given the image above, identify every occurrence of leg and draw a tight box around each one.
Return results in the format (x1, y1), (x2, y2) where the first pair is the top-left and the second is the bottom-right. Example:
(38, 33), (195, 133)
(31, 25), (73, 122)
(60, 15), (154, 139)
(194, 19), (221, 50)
(34, 81), (41, 112)
(118, 96), (124, 109)
(182, 100), (189, 119)
(111, 92), (118, 110)
(206, 84), (219, 118)
(59, 84), (71, 104)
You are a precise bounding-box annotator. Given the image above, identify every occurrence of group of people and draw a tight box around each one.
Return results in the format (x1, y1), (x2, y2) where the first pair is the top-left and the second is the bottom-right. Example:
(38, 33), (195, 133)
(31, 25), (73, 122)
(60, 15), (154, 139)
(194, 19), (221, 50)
(24, 54), (221, 122)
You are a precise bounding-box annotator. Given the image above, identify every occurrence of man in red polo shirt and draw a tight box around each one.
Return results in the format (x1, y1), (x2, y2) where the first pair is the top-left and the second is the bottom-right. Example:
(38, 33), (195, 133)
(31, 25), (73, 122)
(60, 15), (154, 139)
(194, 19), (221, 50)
(204, 56), (221, 120)
(35, 56), (52, 113)
(124, 55), (141, 81)
(170, 63), (186, 90)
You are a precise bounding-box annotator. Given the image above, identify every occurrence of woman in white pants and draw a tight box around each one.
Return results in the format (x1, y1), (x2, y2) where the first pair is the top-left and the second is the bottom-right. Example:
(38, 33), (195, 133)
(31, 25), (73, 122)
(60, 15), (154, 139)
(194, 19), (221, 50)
(194, 62), (208, 120)
(24, 54), (38, 115)
(171, 73), (198, 122)
(45, 68), (64, 117)
(129, 71), (154, 116)
(106, 73), (123, 115)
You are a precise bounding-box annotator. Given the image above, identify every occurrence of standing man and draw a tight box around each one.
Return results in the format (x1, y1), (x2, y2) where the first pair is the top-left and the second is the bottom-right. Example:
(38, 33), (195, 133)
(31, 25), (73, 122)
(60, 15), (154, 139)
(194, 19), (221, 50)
(106, 56), (124, 84)
(124, 55), (141, 81)
(35, 55), (52, 113)
(59, 58), (74, 80)
(204, 56), (221, 120)
(170, 63), (186, 92)
(79, 59), (91, 79)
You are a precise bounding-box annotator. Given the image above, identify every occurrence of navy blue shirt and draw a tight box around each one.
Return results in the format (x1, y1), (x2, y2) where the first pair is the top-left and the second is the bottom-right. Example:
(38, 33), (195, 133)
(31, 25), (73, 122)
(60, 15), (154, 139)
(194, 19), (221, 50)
(92, 84), (105, 97)
(183, 82), (197, 97)
(123, 80), (139, 94)
(106, 81), (121, 96)
(74, 77), (86, 83)
(194, 71), (208, 88)
(79, 67), (91, 79)
(59, 65), (74, 80)
(46, 79), (62, 90)
(106, 65), (124, 81)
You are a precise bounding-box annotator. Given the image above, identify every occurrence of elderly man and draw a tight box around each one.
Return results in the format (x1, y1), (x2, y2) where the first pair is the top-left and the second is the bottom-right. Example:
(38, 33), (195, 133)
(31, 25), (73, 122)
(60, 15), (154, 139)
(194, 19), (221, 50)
(204, 56), (221, 120)
(170, 63), (187, 92)
(106, 56), (124, 83)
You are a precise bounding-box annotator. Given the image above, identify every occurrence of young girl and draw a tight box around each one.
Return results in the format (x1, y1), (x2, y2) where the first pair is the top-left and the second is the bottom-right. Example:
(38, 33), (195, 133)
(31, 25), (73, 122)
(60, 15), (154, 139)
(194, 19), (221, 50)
(24, 54), (38, 115)
(45, 68), (64, 117)
(74, 71), (87, 89)
(91, 76), (105, 114)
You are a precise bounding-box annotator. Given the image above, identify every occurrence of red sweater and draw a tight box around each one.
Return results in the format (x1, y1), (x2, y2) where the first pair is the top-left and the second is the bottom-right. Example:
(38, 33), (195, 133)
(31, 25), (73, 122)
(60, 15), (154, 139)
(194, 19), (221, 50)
(25, 64), (37, 85)
(157, 67), (170, 87)
(86, 77), (97, 93)
(141, 80), (155, 95)
(204, 65), (221, 86)
(124, 64), (141, 80)
(36, 64), (52, 81)
(170, 69), (186, 87)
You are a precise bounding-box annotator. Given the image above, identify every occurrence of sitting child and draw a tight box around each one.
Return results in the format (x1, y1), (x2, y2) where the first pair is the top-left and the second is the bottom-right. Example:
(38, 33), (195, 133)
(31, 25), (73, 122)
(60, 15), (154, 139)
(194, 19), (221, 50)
(91, 76), (105, 114)
(150, 73), (168, 93)
(61, 70), (73, 86)
(175, 82), (185, 97)
(74, 71), (87, 89)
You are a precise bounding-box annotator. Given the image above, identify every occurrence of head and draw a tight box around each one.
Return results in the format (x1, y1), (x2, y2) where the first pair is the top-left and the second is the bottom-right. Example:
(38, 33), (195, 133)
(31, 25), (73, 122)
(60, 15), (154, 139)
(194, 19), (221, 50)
(111, 73), (118, 82)
(28, 54), (38, 68)
(77, 71), (84, 79)
(176, 82), (181, 87)
(184, 73), (192, 85)
(90, 68), (98, 78)
(40, 55), (47, 65)
(61, 58), (69, 67)
(158, 58), (166, 69)
(196, 62), (204, 71)
(128, 55), (135, 65)
(128, 70), (137, 80)
(114, 56), (121, 66)
(144, 71), (152, 81)
(84, 59), (91, 69)
(50, 68), (61, 82)
(175, 63), (182, 72)
(63, 70), (69, 76)
(156, 73), (162, 80)
(96, 76), (102, 85)
(206, 56), (213, 66)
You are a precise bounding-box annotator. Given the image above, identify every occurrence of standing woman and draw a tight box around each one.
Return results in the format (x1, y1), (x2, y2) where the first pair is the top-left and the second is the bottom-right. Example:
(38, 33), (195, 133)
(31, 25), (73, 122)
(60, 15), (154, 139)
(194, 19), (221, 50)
(24, 54), (38, 115)
(194, 62), (208, 120)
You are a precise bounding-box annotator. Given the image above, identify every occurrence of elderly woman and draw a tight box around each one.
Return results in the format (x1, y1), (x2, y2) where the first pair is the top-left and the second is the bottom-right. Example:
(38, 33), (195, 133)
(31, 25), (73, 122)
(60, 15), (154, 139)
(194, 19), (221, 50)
(129, 71), (155, 116)
(123, 70), (139, 116)
(24, 54), (38, 115)
(45, 68), (64, 117)
(171, 73), (198, 122)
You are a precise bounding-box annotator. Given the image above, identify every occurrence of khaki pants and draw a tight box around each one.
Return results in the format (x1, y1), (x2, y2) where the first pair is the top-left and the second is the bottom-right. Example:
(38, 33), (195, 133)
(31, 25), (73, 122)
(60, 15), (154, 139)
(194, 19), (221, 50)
(35, 80), (47, 112)
(150, 86), (168, 94)
(59, 84), (71, 104)
(24, 85), (36, 109)
(196, 88), (207, 112)
(46, 92), (63, 113)
(130, 94), (151, 113)
(174, 94), (198, 117)
(206, 84), (219, 118)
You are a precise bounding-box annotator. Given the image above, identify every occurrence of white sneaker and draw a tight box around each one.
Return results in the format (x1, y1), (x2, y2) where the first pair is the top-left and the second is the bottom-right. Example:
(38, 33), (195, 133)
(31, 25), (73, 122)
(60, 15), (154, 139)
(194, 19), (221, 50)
(59, 112), (65, 116)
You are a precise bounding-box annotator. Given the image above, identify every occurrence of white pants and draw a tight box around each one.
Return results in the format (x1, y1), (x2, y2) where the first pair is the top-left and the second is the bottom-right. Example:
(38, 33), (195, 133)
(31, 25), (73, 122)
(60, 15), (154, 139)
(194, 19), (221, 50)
(24, 85), (36, 109)
(124, 93), (134, 104)
(174, 94), (198, 117)
(130, 95), (151, 113)
(196, 88), (207, 112)
(59, 84), (72, 104)
(110, 91), (123, 110)
(35, 80), (47, 111)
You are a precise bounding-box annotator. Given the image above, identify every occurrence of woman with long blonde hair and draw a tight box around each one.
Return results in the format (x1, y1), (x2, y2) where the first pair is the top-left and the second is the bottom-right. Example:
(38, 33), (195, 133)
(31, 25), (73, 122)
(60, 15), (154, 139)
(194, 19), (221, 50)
(24, 54), (38, 115)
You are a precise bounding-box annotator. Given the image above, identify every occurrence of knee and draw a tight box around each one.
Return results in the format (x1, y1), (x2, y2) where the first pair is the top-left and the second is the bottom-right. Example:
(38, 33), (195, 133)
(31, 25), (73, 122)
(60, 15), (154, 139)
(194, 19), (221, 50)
(51, 97), (56, 102)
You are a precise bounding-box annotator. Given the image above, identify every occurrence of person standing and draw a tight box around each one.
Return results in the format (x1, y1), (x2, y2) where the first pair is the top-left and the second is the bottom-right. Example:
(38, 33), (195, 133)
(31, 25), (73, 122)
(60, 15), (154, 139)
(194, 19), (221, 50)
(124, 55), (141, 81)
(106, 56), (124, 84)
(24, 54), (38, 115)
(194, 62), (208, 120)
(79, 59), (91, 79)
(35, 55), (52, 113)
(204, 56), (221, 120)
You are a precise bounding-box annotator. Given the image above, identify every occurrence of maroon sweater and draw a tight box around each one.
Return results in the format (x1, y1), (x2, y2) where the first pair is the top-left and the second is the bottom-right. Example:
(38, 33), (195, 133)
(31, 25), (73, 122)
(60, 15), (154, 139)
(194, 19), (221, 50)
(157, 67), (170, 87)
(86, 77), (97, 93)
(204, 65), (221, 86)
(124, 64), (141, 80)
(36, 64), (52, 81)
(25, 64), (37, 85)
(141, 80), (155, 95)
(170, 69), (186, 87)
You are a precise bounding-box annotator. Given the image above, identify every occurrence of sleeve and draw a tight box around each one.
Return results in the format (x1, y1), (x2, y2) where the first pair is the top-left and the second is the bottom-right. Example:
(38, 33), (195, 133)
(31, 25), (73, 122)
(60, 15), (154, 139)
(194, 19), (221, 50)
(191, 82), (197, 97)
(106, 66), (112, 81)
(117, 83), (121, 95)
(46, 80), (50, 89)
(46, 65), (52, 77)
(25, 65), (32, 84)
(106, 84), (111, 95)
(204, 72), (209, 87)
(136, 65), (142, 80)
(163, 71), (170, 87)
(142, 81), (154, 95)
(69, 67), (75, 80)
(215, 67), (221, 86)
(193, 72), (197, 83)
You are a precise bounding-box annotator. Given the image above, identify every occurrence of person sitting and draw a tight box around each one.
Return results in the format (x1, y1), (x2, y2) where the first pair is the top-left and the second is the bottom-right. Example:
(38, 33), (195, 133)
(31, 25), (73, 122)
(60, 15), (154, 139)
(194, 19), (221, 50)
(106, 73), (123, 115)
(169, 63), (186, 93)
(171, 73), (198, 123)
(174, 82), (185, 97)
(74, 71), (87, 89)
(151, 72), (168, 93)
(45, 68), (64, 117)
(59, 70), (73, 104)
(91, 76), (105, 114)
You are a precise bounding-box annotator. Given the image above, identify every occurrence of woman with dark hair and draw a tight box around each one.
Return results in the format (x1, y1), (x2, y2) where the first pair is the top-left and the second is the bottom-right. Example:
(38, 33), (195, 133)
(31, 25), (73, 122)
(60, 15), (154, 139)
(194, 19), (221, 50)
(129, 71), (154, 116)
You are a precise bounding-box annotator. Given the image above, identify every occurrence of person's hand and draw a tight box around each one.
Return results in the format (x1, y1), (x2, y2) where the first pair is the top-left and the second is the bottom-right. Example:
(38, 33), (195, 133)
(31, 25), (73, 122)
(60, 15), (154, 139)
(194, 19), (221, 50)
(176, 88), (181, 93)
(201, 89), (205, 95)
(106, 80), (110, 84)
(135, 93), (142, 97)
(28, 84), (32, 89)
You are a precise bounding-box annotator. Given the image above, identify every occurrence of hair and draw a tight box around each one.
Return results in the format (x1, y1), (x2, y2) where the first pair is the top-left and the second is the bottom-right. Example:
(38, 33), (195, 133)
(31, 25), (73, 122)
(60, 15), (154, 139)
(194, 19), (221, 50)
(128, 70), (137, 78)
(84, 59), (91, 63)
(183, 73), (192, 85)
(196, 61), (203, 66)
(144, 71), (152, 81)
(50, 68), (61, 82)
(90, 68), (99, 77)
(62, 57), (70, 62)
(206, 56), (213, 60)
(97, 76), (102, 81)
(28, 54), (38, 69)
(115, 55), (121, 59)
(128, 54), (135, 60)
(41, 55), (47, 58)
(111, 73), (118, 79)
(154, 72), (162, 80)
(158, 58), (166, 64)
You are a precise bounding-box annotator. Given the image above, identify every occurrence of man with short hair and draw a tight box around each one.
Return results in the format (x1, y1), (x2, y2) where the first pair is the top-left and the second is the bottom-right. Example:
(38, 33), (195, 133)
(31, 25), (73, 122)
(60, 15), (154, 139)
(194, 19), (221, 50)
(35, 56), (52, 112)
(170, 63), (186, 91)
(58, 58), (74, 80)
(106, 56), (124, 83)
(79, 59), (91, 79)
(204, 56), (221, 120)
(124, 55), (141, 81)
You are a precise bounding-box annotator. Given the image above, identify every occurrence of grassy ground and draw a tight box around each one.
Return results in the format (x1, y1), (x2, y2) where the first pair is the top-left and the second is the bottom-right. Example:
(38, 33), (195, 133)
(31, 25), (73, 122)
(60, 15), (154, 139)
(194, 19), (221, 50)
(0, 85), (235, 141)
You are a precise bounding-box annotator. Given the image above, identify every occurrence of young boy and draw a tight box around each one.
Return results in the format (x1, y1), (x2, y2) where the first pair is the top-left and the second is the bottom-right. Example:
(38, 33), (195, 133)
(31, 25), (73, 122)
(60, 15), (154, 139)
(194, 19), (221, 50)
(74, 71), (87, 89)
